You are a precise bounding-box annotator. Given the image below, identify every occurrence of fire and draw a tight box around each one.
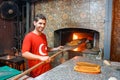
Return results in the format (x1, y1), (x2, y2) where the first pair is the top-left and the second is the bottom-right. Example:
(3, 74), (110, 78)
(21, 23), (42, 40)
(73, 33), (78, 40)
(72, 33), (93, 51)
(73, 33), (78, 51)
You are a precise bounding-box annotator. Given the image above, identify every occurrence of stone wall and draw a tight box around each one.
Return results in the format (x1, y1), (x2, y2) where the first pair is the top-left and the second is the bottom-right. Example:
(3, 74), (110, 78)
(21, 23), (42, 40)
(34, 0), (106, 49)
(33, 0), (106, 67)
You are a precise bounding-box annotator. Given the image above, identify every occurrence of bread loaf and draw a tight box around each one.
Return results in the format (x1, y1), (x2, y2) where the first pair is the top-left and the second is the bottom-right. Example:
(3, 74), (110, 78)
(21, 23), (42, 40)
(74, 62), (101, 74)
(67, 39), (80, 46)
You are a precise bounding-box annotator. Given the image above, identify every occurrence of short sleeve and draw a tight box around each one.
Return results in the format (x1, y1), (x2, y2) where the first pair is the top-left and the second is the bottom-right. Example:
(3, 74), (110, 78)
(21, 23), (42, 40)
(22, 34), (32, 53)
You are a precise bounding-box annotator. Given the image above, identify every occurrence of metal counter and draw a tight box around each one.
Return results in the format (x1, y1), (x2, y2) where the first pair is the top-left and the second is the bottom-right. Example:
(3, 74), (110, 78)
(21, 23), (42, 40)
(34, 56), (120, 80)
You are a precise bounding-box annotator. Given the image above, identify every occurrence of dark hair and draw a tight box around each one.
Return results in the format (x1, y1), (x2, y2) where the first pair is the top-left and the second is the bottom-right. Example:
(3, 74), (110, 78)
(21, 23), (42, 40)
(34, 14), (46, 22)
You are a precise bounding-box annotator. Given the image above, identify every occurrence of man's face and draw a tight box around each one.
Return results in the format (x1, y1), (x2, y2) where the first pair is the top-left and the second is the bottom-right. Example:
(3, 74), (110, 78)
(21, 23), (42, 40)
(34, 19), (46, 32)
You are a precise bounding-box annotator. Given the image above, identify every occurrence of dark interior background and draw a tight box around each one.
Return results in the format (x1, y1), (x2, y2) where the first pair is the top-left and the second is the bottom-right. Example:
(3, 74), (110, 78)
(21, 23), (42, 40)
(0, 0), (27, 54)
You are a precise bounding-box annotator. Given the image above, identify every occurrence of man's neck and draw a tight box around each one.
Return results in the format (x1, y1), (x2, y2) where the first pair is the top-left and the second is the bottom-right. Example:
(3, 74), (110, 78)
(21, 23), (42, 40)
(32, 30), (42, 35)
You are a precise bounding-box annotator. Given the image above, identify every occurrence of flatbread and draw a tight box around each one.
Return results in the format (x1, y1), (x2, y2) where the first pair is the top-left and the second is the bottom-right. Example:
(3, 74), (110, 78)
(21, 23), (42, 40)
(74, 62), (101, 74)
(67, 39), (80, 46)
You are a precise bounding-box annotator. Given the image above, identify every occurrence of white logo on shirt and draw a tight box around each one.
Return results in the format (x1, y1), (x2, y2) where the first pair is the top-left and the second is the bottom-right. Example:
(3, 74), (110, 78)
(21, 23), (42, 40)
(39, 43), (47, 55)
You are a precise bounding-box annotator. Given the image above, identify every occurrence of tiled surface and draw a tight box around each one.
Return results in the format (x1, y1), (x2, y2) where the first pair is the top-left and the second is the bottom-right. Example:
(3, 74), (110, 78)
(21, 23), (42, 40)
(35, 0), (106, 49)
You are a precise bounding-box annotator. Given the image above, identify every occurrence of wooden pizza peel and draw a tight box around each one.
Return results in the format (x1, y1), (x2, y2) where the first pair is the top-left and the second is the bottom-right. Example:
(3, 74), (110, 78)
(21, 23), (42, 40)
(12, 38), (87, 80)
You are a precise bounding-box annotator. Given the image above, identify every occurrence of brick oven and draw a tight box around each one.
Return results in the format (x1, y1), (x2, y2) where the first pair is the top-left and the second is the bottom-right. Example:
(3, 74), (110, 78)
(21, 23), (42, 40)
(54, 28), (100, 59)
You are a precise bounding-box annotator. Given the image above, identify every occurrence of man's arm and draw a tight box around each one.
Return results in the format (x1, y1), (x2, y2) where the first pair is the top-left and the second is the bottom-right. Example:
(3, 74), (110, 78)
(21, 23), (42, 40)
(22, 51), (49, 61)
(47, 46), (63, 52)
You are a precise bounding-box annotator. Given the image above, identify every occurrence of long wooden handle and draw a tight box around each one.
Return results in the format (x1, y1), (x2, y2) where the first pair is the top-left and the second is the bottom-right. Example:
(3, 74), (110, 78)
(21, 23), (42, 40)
(12, 50), (64, 80)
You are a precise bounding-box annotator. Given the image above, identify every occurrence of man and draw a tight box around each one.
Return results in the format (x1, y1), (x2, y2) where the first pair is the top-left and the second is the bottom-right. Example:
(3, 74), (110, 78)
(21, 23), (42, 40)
(22, 14), (62, 77)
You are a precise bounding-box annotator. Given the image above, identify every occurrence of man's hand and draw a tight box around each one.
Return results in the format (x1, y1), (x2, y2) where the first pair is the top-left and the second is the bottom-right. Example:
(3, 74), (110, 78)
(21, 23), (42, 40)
(40, 56), (49, 61)
(57, 46), (64, 50)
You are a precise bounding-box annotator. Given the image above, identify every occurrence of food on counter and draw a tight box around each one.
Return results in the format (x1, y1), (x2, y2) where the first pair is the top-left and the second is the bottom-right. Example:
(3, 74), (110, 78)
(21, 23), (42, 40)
(108, 77), (117, 80)
(76, 62), (100, 68)
(103, 60), (111, 66)
(74, 62), (101, 74)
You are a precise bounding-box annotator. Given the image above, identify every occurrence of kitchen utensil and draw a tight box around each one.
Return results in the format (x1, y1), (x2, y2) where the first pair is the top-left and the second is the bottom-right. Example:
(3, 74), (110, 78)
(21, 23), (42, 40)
(62, 38), (87, 51)
(12, 50), (64, 80)
(12, 38), (87, 80)
(59, 38), (87, 63)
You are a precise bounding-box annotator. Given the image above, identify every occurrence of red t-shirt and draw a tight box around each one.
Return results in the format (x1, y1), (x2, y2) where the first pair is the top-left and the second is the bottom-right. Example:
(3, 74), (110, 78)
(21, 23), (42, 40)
(22, 32), (51, 77)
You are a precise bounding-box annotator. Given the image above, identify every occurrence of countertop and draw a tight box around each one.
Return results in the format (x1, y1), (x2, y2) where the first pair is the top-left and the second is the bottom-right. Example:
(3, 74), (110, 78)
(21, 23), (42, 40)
(34, 56), (120, 80)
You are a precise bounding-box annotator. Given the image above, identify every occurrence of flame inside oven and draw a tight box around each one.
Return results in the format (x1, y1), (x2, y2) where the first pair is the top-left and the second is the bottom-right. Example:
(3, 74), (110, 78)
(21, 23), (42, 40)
(72, 33), (93, 51)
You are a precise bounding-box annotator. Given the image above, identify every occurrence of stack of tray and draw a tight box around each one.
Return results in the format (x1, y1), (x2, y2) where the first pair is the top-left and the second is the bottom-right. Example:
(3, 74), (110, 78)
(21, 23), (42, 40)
(0, 66), (21, 80)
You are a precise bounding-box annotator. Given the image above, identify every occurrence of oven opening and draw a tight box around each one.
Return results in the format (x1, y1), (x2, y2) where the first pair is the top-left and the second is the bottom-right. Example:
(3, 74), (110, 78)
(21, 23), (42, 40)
(54, 28), (99, 59)
(72, 32), (93, 51)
